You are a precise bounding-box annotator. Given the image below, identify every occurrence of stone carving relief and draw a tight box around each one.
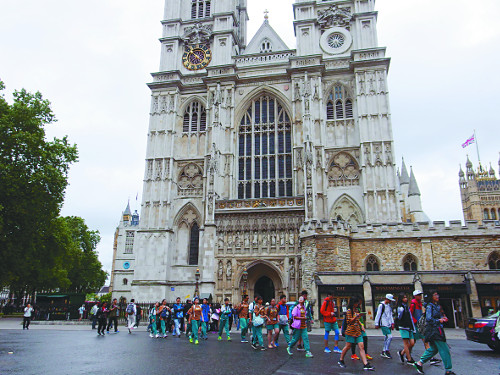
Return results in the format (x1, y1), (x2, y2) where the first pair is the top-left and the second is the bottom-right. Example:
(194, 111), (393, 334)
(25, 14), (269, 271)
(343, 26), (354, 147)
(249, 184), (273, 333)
(327, 152), (360, 187)
(177, 163), (203, 196)
(226, 261), (232, 279)
(317, 5), (353, 30)
(183, 23), (213, 45)
(215, 213), (302, 256)
(331, 195), (363, 225)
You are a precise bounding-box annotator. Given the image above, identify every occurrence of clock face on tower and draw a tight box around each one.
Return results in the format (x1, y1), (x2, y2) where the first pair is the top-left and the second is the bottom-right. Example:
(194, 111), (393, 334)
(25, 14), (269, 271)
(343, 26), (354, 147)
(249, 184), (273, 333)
(182, 44), (212, 71)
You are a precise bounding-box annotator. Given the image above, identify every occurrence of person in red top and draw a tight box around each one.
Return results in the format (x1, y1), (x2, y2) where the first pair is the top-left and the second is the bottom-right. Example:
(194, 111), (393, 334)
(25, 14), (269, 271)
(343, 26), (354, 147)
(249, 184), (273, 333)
(320, 292), (341, 353)
(410, 290), (441, 366)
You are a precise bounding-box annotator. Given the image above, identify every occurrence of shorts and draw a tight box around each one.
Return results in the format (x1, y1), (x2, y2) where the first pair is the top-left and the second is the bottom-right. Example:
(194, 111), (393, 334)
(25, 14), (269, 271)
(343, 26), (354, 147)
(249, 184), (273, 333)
(266, 324), (279, 330)
(346, 335), (363, 344)
(413, 331), (423, 340)
(381, 327), (392, 336)
(361, 330), (367, 338)
(324, 322), (339, 332)
(400, 330), (415, 340)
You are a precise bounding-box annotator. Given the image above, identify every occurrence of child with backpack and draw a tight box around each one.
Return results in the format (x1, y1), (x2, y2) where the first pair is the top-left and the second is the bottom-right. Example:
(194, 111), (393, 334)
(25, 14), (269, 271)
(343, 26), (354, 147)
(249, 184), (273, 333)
(414, 290), (456, 375)
(411, 290), (441, 366)
(396, 293), (416, 365)
(126, 299), (137, 334)
(375, 293), (395, 359)
(337, 296), (374, 371)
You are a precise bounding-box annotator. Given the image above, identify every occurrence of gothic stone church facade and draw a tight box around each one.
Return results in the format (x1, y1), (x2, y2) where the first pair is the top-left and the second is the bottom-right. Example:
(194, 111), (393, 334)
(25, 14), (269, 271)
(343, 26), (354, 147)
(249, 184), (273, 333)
(111, 0), (500, 327)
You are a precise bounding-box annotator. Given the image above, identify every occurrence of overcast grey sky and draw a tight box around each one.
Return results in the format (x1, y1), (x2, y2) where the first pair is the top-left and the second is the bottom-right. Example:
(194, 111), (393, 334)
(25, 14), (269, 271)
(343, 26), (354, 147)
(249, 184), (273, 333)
(1, 0), (499, 278)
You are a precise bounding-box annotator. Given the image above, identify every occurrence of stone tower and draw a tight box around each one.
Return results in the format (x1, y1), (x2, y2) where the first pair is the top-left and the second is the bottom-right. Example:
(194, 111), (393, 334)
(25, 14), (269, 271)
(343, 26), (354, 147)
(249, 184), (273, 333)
(125, 0), (425, 303)
(460, 156), (500, 224)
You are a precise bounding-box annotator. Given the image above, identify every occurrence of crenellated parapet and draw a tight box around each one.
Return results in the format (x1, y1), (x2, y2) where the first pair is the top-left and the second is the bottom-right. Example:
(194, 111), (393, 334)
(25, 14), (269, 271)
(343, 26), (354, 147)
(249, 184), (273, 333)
(301, 219), (500, 239)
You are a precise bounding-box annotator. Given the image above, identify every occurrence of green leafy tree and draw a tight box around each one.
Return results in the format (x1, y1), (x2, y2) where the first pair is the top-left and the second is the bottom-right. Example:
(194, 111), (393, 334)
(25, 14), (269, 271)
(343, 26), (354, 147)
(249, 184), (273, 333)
(0, 80), (81, 297)
(61, 216), (107, 294)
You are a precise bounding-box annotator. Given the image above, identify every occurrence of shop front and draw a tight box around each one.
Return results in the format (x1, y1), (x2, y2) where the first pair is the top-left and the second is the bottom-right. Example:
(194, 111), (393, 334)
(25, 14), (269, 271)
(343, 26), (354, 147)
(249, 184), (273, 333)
(476, 284), (500, 316)
(317, 284), (364, 328)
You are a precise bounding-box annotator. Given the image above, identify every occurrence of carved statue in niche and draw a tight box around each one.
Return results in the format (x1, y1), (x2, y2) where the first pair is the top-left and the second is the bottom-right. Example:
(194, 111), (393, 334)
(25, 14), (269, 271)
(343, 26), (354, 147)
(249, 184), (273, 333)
(296, 149), (303, 170)
(235, 231), (241, 248)
(207, 192), (215, 215)
(306, 188), (313, 218)
(262, 232), (269, 247)
(218, 260), (224, 280)
(244, 233), (250, 248)
(226, 261), (232, 279)
(280, 231), (286, 247)
(385, 144), (392, 164)
(252, 231), (259, 247)
(218, 235), (224, 250)
(289, 259), (296, 291)
(271, 231), (277, 246)
(294, 82), (301, 101)
(227, 232), (234, 248)
(289, 231), (295, 246)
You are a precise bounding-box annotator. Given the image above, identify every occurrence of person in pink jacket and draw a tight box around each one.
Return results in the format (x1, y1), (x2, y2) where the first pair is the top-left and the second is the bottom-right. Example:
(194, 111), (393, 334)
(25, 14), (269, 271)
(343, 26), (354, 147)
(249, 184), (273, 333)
(286, 297), (313, 358)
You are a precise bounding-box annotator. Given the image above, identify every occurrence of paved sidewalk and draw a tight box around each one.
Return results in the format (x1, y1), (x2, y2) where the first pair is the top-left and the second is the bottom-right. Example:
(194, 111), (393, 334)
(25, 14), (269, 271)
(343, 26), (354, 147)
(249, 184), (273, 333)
(0, 318), (466, 339)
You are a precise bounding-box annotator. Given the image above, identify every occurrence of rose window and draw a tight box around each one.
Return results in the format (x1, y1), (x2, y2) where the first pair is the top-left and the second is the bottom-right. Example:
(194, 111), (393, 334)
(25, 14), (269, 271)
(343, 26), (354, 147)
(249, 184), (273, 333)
(328, 33), (345, 49)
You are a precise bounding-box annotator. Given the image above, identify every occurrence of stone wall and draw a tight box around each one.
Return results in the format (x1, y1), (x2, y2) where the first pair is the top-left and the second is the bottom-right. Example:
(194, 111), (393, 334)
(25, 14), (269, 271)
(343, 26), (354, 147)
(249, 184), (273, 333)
(300, 219), (500, 274)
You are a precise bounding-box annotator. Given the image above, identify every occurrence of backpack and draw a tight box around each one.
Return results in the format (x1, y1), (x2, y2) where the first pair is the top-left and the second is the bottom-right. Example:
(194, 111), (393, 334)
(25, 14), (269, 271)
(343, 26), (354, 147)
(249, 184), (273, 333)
(417, 305), (428, 337)
(377, 303), (386, 327)
(126, 303), (135, 315)
(394, 308), (401, 331)
(341, 313), (347, 337)
(160, 307), (168, 319)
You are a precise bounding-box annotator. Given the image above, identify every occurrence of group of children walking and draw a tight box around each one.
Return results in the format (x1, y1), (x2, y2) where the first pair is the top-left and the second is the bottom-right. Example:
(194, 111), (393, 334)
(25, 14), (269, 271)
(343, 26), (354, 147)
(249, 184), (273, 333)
(117, 288), (455, 375)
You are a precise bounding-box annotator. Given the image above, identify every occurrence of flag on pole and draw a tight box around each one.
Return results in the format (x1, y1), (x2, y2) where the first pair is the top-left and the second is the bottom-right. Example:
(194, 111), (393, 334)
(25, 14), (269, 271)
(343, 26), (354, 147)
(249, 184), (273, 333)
(462, 134), (475, 148)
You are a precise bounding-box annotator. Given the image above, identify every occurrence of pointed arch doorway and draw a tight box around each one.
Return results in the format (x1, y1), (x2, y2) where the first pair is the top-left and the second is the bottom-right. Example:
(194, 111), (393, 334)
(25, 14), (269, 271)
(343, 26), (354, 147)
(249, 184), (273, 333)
(239, 261), (283, 303)
(255, 276), (275, 304)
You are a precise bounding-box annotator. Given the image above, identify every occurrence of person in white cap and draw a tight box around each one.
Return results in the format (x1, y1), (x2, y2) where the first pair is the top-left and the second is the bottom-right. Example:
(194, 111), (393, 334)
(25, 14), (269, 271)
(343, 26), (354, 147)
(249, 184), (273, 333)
(375, 293), (395, 359)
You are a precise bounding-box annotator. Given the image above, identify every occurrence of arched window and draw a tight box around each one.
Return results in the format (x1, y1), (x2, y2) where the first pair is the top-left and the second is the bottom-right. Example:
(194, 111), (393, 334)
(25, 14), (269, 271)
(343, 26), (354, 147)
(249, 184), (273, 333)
(484, 209), (490, 220)
(189, 222), (200, 265)
(488, 252), (500, 270)
(191, 0), (211, 19)
(326, 85), (353, 120)
(260, 39), (272, 53)
(238, 95), (293, 199)
(366, 255), (380, 272)
(491, 209), (497, 220)
(123, 278), (128, 286)
(183, 101), (206, 135)
(403, 254), (418, 271)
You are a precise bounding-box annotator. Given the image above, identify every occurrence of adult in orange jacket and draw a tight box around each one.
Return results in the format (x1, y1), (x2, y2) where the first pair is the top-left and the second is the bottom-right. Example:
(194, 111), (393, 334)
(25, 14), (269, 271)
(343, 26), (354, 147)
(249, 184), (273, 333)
(320, 292), (341, 353)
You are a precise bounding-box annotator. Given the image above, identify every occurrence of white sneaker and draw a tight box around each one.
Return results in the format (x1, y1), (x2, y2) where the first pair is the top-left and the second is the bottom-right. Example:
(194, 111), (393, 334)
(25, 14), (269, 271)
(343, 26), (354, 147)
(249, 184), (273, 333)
(149, 334), (154, 338)
(156, 334), (160, 338)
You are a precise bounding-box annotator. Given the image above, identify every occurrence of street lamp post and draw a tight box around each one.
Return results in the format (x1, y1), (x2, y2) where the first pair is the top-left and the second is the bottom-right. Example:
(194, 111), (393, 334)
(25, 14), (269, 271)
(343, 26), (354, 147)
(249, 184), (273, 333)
(195, 268), (200, 297)
(242, 267), (248, 297)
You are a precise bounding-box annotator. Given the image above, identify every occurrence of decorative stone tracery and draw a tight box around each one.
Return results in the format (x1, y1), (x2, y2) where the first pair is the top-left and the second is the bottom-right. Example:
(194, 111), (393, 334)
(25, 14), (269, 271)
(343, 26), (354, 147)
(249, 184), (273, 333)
(327, 152), (360, 187)
(177, 163), (203, 196)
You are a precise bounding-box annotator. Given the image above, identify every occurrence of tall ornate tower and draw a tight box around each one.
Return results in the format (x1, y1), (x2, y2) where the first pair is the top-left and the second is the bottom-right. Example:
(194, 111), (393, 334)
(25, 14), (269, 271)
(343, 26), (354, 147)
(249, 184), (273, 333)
(459, 156), (500, 224)
(126, 0), (423, 303)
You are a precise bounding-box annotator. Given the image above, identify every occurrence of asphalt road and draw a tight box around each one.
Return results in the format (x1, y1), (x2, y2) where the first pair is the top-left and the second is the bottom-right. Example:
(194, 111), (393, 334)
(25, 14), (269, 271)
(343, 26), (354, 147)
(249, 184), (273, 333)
(0, 328), (498, 375)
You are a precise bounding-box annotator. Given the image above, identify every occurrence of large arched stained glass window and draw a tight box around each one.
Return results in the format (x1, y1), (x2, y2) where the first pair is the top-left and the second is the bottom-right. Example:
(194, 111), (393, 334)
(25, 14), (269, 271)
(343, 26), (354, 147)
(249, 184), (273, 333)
(238, 95), (293, 199)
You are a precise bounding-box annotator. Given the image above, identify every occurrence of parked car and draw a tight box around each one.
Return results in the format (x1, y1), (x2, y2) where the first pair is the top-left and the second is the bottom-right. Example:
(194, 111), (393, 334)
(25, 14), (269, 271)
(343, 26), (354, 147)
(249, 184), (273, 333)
(465, 311), (499, 352)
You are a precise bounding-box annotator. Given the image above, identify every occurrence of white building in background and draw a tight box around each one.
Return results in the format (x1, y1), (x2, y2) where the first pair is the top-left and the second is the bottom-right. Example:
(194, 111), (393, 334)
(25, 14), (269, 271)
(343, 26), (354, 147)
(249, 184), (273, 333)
(110, 202), (139, 301)
(111, 0), (427, 303)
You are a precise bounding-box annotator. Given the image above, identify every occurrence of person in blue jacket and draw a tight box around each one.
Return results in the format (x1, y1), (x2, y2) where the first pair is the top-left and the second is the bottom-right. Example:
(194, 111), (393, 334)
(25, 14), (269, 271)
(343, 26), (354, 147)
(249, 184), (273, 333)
(201, 298), (211, 340)
(173, 297), (184, 338)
